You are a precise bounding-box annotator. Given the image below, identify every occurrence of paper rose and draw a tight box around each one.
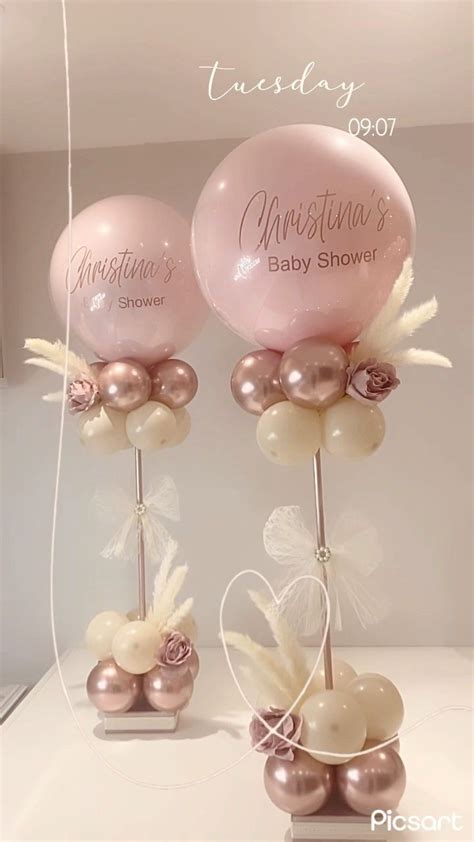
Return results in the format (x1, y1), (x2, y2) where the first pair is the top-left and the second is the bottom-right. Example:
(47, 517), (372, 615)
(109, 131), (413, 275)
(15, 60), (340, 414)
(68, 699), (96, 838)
(156, 631), (193, 667)
(346, 358), (400, 404)
(249, 707), (302, 761)
(67, 378), (100, 414)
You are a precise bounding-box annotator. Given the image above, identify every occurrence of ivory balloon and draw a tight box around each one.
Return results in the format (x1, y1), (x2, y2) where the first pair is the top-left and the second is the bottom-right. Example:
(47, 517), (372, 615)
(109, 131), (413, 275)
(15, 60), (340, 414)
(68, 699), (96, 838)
(125, 401), (177, 451)
(279, 340), (348, 409)
(111, 620), (159, 675)
(314, 658), (357, 691)
(86, 659), (142, 714)
(336, 747), (406, 815)
(257, 401), (321, 465)
(78, 405), (130, 454)
(300, 690), (367, 765)
(85, 610), (129, 660)
(166, 408), (191, 447)
(322, 396), (385, 458)
(143, 665), (194, 712)
(264, 750), (333, 815)
(231, 349), (284, 415)
(98, 360), (151, 412)
(364, 736), (400, 754)
(149, 359), (198, 409)
(346, 673), (404, 740)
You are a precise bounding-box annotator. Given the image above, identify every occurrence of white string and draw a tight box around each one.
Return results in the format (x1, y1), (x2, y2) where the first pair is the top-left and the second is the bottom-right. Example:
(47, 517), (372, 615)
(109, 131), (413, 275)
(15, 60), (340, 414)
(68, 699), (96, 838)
(50, 0), (472, 792)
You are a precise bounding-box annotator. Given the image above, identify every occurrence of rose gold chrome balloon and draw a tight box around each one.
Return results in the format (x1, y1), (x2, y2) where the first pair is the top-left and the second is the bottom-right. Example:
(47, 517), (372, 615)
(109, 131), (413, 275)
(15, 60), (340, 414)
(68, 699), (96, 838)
(264, 749), (333, 815)
(187, 648), (200, 680)
(98, 360), (151, 412)
(279, 339), (348, 410)
(336, 747), (406, 816)
(143, 665), (194, 712)
(86, 658), (142, 713)
(231, 350), (284, 415)
(149, 359), (198, 409)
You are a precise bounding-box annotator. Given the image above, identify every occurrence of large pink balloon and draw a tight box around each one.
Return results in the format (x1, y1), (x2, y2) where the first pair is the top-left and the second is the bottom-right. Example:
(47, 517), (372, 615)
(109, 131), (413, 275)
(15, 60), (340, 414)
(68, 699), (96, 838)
(192, 125), (415, 350)
(50, 195), (208, 364)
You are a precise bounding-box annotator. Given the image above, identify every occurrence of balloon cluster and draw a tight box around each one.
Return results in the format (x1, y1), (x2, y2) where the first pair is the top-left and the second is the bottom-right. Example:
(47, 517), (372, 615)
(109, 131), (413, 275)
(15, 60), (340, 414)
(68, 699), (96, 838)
(231, 339), (390, 465)
(86, 537), (199, 715)
(86, 611), (199, 715)
(72, 357), (198, 455)
(255, 663), (406, 817)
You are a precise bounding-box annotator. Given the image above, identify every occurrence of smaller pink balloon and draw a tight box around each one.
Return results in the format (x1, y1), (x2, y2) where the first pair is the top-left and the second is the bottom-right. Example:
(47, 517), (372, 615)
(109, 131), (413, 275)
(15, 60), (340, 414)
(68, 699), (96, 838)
(98, 360), (151, 412)
(231, 349), (285, 415)
(143, 664), (194, 712)
(86, 659), (142, 714)
(149, 359), (198, 409)
(264, 750), (333, 815)
(49, 195), (208, 364)
(280, 339), (348, 410)
(336, 747), (406, 816)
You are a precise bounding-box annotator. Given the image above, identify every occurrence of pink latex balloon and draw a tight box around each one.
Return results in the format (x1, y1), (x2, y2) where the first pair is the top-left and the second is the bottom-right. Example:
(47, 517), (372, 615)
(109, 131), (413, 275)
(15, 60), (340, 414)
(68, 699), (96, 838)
(192, 125), (415, 350)
(50, 195), (208, 364)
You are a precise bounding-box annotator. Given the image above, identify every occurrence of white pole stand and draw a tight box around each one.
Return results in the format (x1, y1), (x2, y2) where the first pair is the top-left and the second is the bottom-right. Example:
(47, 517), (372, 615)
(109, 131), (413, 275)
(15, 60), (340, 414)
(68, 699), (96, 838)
(99, 450), (179, 736)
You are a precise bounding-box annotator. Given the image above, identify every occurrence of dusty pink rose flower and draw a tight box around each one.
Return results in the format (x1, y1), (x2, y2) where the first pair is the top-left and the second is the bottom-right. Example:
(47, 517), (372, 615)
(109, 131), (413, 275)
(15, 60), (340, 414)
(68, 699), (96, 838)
(249, 707), (302, 761)
(156, 631), (193, 667)
(346, 358), (400, 404)
(67, 378), (100, 414)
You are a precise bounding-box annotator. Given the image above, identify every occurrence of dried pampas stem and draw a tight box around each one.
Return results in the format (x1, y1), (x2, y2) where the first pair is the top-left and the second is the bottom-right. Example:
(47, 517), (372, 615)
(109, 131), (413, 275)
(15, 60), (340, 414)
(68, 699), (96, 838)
(248, 589), (310, 699)
(351, 259), (451, 368)
(24, 338), (94, 381)
(223, 631), (292, 703)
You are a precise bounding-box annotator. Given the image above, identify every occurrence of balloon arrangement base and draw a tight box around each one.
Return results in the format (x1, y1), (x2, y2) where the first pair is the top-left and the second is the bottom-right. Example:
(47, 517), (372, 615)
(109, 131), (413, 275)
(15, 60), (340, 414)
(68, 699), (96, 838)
(101, 699), (179, 735)
(291, 796), (390, 841)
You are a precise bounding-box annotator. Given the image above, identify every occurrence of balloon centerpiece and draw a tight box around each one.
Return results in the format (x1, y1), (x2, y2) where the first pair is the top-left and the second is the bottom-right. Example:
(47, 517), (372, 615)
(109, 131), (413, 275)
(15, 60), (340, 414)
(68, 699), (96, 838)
(86, 539), (199, 717)
(224, 590), (406, 819)
(193, 125), (451, 822)
(26, 195), (206, 728)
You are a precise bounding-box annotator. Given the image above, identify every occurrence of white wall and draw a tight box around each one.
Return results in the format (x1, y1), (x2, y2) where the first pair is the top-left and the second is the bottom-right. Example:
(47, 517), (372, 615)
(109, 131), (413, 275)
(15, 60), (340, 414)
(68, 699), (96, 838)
(1, 124), (472, 686)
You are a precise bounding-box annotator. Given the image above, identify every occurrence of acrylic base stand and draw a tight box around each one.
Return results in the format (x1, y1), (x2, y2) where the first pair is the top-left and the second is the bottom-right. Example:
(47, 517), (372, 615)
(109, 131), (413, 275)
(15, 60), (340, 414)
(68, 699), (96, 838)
(291, 797), (388, 841)
(102, 700), (178, 734)
(99, 448), (180, 736)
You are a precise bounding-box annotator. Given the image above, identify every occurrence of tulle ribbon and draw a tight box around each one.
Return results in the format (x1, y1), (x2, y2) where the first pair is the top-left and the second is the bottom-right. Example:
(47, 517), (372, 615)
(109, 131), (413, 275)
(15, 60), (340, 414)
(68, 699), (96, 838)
(94, 475), (179, 563)
(263, 506), (387, 636)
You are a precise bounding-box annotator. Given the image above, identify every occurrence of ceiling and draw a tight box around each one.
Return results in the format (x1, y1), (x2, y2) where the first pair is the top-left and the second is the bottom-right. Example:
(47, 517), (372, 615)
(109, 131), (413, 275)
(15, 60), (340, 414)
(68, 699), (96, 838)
(2, 0), (472, 153)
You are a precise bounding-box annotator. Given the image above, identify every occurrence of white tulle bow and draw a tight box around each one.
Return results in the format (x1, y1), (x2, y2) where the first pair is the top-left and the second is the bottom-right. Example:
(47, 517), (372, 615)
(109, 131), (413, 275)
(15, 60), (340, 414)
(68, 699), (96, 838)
(94, 475), (180, 563)
(263, 506), (387, 636)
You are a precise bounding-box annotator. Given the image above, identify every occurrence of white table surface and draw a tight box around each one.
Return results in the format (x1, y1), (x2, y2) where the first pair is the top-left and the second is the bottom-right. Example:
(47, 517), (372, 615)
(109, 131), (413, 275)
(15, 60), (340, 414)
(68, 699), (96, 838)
(2, 647), (473, 842)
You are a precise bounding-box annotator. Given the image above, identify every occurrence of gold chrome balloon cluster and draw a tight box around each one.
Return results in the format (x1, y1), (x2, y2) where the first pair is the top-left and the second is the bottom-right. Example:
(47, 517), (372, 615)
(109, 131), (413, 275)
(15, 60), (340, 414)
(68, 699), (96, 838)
(24, 339), (198, 455)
